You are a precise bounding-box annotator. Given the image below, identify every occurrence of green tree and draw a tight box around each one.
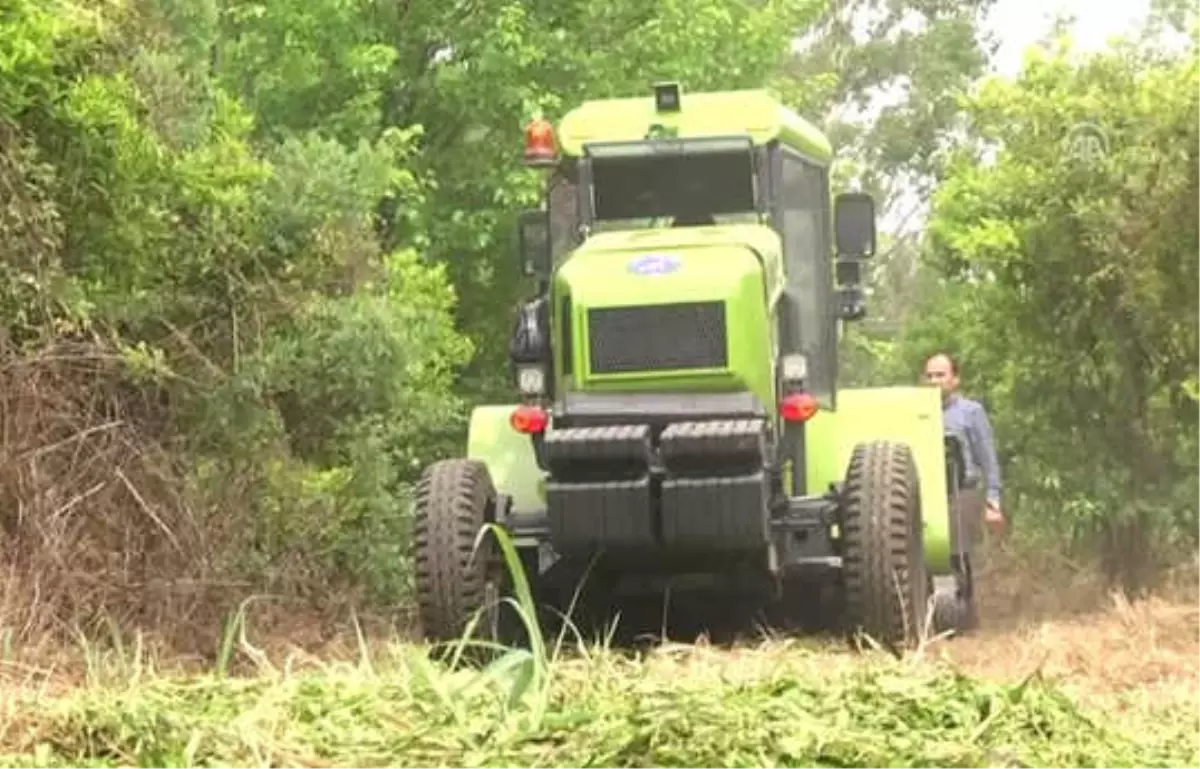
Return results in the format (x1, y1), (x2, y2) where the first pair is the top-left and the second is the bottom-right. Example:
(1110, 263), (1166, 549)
(896, 18), (1199, 589)
(775, 0), (1000, 384)
(210, 0), (827, 398)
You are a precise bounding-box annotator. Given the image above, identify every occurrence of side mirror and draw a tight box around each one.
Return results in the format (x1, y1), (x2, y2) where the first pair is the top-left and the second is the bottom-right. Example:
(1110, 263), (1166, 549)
(518, 208), (552, 277)
(834, 192), (877, 258)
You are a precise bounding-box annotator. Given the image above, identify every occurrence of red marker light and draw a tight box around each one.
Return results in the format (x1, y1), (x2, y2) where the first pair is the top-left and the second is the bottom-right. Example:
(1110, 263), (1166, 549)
(510, 404), (549, 434)
(523, 117), (557, 166)
(779, 391), (819, 423)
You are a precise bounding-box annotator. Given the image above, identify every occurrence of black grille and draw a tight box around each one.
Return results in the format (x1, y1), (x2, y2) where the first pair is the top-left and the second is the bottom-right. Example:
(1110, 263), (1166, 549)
(587, 301), (727, 374)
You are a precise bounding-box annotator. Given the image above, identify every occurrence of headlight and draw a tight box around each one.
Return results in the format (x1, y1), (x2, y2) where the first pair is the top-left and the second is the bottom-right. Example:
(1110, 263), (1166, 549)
(781, 353), (808, 384)
(517, 365), (546, 396)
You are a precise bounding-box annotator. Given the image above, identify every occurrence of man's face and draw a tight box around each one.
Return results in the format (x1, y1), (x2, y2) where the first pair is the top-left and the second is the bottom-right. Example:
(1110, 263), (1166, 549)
(923, 355), (959, 397)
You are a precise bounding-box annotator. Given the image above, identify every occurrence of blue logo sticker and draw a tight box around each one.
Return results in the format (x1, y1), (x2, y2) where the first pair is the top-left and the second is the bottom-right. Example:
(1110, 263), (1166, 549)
(627, 253), (682, 276)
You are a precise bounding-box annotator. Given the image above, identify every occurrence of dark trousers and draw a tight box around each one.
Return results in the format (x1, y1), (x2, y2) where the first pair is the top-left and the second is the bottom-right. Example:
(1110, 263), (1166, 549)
(947, 484), (985, 627)
(950, 483), (986, 554)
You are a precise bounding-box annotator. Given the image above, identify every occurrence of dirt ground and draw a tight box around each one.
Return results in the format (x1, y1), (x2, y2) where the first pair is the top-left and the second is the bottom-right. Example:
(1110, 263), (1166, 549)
(935, 543), (1199, 709)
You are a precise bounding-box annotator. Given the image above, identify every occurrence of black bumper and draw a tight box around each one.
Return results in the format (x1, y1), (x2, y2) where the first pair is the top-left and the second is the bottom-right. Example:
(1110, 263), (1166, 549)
(543, 419), (772, 554)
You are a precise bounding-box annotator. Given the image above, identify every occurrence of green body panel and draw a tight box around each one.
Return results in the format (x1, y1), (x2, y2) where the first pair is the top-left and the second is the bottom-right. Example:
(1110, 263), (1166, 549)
(553, 224), (784, 411)
(803, 386), (951, 573)
(557, 89), (833, 162)
(466, 405), (544, 514)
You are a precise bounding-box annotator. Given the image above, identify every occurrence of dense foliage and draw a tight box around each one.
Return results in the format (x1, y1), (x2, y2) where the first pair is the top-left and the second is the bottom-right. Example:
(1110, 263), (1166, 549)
(866, 20), (1200, 590)
(1, 0), (476, 639)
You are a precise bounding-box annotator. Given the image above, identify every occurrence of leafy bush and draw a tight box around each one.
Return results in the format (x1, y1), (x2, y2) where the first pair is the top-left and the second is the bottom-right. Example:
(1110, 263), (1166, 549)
(0, 0), (472, 642)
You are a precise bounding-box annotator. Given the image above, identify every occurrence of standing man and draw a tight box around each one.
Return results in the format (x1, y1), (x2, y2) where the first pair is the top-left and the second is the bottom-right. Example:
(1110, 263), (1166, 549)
(923, 352), (1005, 540)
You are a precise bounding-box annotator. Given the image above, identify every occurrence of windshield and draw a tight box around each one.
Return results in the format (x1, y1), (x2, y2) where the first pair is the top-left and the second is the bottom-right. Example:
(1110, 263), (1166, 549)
(588, 148), (758, 227)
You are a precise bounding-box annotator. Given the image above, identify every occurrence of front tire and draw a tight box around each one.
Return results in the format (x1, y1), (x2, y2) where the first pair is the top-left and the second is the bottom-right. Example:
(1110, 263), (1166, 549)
(412, 458), (500, 644)
(841, 441), (930, 652)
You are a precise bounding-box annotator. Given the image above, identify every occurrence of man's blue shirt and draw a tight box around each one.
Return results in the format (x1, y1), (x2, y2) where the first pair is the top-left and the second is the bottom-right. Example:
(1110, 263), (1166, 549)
(942, 393), (1002, 505)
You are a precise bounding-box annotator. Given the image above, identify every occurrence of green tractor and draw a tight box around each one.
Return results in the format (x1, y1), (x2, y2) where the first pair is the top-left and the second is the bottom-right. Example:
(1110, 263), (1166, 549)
(412, 83), (979, 650)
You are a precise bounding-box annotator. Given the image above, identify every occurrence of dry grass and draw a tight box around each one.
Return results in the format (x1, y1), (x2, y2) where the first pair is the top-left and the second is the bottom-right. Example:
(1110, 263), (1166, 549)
(930, 543), (1199, 744)
(0, 341), (229, 649)
(0, 340), (388, 664)
(945, 589), (1198, 698)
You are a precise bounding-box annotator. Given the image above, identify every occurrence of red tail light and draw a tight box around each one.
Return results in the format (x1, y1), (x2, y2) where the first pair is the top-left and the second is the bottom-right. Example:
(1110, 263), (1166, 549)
(523, 117), (557, 165)
(779, 391), (819, 423)
(510, 404), (549, 434)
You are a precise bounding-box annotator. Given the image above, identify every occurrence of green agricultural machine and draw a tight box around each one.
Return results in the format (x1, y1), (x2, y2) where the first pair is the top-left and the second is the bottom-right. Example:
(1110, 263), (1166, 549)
(412, 83), (979, 651)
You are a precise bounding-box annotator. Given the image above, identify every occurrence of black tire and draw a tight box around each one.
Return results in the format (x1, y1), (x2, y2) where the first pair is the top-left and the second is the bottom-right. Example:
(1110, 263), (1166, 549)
(932, 564), (979, 637)
(932, 588), (967, 634)
(932, 590), (959, 632)
(412, 458), (499, 644)
(841, 440), (930, 652)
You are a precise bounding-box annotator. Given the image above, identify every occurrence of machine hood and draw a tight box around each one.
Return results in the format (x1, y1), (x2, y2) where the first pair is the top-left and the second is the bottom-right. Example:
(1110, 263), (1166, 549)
(554, 223), (784, 310)
(553, 224), (783, 395)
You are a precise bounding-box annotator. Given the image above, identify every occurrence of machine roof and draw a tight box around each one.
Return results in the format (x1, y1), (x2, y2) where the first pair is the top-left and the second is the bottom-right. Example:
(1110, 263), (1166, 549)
(556, 88), (833, 163)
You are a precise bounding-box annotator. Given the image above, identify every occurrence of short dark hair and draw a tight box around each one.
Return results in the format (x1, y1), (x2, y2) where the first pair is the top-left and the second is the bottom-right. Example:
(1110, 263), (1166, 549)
(924, 351), (959, 375)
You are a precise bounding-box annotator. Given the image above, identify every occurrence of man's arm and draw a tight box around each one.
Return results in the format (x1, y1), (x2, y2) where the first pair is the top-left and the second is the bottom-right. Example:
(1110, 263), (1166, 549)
(970, 403), (1003, 508)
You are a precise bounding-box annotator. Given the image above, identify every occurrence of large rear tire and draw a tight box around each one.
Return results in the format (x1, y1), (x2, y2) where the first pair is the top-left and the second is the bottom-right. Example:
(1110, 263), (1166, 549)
(412, 458), (501, 644)
(841, 441), (930, 652)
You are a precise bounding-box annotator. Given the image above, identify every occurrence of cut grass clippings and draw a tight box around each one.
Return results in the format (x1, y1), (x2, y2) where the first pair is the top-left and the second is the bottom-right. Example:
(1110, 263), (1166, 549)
(3, 537), (1196, 768)
(1, 638), (1195, 768)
